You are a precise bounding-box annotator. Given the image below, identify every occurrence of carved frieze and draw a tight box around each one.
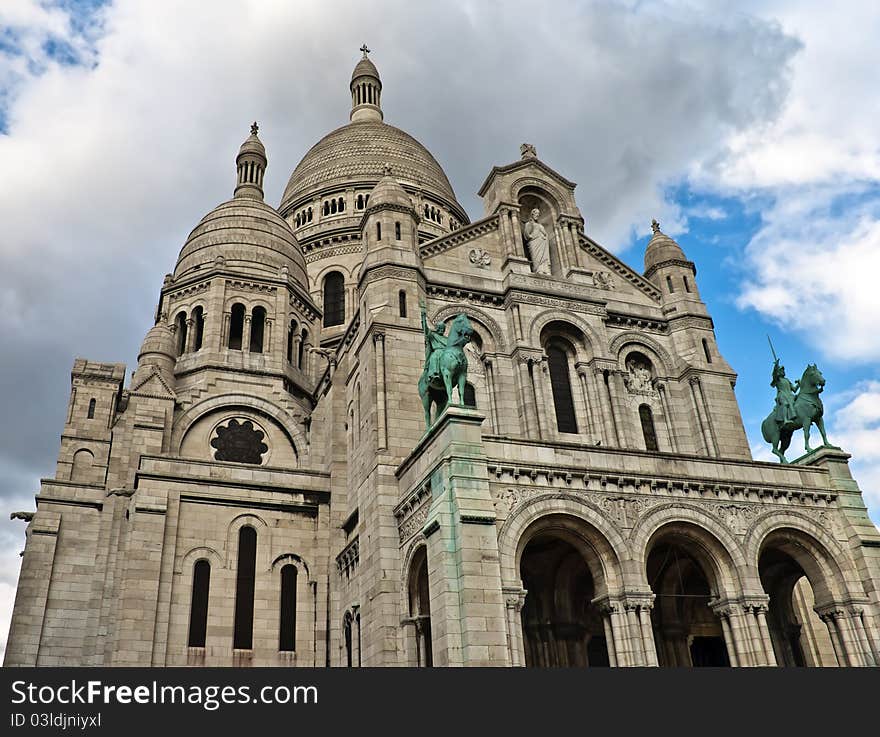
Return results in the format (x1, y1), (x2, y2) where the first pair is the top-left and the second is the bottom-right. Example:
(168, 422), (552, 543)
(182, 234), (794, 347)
(469, 248), (491, 268)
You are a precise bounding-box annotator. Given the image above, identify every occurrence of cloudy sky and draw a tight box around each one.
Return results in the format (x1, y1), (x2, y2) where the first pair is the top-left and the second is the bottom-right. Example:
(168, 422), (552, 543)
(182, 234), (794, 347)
(1, 0), (878, 658)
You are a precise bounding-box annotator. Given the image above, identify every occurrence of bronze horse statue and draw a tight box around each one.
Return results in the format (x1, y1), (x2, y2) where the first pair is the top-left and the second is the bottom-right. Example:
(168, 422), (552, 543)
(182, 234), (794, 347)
(761, 363), (829, 463)
(418, 312), (474, 427)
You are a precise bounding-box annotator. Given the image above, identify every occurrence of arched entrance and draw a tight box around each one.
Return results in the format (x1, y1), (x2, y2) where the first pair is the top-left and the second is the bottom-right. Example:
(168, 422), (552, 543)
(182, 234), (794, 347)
(518, 516), (611, 667)
(647, 527), (731, 667)
(759, 532), (840, 667)
(407, 546), (432, 667)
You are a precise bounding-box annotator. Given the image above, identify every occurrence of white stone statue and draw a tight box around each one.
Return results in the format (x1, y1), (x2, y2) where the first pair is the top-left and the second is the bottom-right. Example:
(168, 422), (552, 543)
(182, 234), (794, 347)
(522, 208), (551, 275)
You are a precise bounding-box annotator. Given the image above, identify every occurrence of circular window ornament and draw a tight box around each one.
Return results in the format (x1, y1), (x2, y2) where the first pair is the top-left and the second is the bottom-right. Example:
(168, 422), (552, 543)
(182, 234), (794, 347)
(210, 418), (268, 464)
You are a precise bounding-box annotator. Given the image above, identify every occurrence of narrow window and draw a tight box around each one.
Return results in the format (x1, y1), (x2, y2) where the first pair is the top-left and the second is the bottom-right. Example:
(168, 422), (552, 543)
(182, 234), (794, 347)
(175, 311), (188, 355)
(683, 275), (692, 293)
(357, 194), (363, 209)
(323, 202), (329, 216)
(192, 306), (204, 351)
(464, 383), (477, 407)
(331, 199), (337, 214)
(188, 560), (210, 648)
(233, 526), (257, 650)
(308, 207), (312, 222)
(702, 338), (713, 364)
(639, 404), (659, 451)
(339, 197), (345, 212)
(424, 205), (429, 218)
(250, 306), (266, 353)
(398, 290), (407, 317)
(344, 613), (353, 667)
(228, 304), (245, 350)
(87, 398), (96, 419)
(286, 320), (296, 363)
(666, 275), (675, 293)
(395, 221), (401, 240)
(295, 214), (300, 227)
(279, 564), (297, 652)
(376, 221), (382, 240)
(547, 344), (578, 433)
(299, 329), (308, 368)
(323, 272), (345, 327)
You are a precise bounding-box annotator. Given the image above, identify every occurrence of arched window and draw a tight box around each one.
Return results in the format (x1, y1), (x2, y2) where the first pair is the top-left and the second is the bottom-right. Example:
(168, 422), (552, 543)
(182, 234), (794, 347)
(307, 207), (312, 222)
(286, 319), (296, 363)
(175, 311), (188, 355)
(295, 214), (300, 227)
(357, 194), (364, 209)
(87, 398), (96, 419)
(279, 564), (297, 652)
(71, 449), (94, 481)
(323, 202), (329, 216)
(338, 197), (345, 212)
(683, 275), (692, 293)
(639, 404), (659, 451)
(188, 560), (210, 648)
(547, 343), (578, 434)
(424, 204), (430, 218)
(395, 221), (401, 240)
(233, 526), (257, 650)
(250, 306), (266, 353)
(398, 290), (407, 317)
(344, 612), (353, 667)
(299, 328), (308, 368)
(228, 303), (245, 350)
(376, 221), (382, 240)
(192, 306), (204, 351)
(323, 272), (345, 327)
(666, 275), (675, 293)
(702, 338), (713, 364)
(464, 383), (477, 407)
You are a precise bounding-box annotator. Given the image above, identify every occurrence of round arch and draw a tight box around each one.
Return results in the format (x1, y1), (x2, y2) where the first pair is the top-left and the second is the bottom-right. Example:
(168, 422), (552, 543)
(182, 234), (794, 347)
(609, 332), (675, 378)
(530, 309), (601, 358)
(430, 304), (505, 353)
(498, 495), (627, 596)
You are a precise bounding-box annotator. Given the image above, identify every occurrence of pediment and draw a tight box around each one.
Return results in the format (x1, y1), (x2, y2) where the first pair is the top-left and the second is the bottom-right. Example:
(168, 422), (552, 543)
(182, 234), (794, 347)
(130, 368), (177, 399)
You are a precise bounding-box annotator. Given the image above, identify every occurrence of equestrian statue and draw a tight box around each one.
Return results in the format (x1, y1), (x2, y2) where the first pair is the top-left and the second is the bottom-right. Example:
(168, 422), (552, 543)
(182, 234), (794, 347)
(761, 336), (831, 463)
(418, 300), (474, 427)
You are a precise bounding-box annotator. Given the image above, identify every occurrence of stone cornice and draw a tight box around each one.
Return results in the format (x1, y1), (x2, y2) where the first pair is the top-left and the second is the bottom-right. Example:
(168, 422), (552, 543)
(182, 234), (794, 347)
(578, 235), (662, 301)
(645, 258), (697, 280)
(419, 215), (499, 259)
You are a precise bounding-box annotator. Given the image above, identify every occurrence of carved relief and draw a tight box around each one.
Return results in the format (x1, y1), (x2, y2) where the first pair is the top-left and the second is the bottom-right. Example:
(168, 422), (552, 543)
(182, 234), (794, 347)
(398, 501), (430, 543)
(592, 271), (615, 290)
(712, 504), (761, 535)
(468, 248), (491, 268)
(624, 353), (657, 396)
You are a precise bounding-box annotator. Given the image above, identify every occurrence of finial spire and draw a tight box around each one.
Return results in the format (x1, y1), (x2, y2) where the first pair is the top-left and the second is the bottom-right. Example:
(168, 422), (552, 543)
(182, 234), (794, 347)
(520, 143), (537, 160)
(250, 121), (259, 136)
(360, 43), (370, 58)
(234, 124), (267, 201)
(651, 218), (661, 234)
(382, 163), (392, 176)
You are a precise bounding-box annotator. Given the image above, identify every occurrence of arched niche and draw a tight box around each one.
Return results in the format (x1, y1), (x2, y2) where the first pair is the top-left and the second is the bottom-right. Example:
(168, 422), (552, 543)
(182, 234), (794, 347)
(517, 185), (561, 276)
(179, 408), (298, 467)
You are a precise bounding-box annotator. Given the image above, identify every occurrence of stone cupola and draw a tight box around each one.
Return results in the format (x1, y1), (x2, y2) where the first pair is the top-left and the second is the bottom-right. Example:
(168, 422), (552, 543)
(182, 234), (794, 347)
(350, 44), (383, 123)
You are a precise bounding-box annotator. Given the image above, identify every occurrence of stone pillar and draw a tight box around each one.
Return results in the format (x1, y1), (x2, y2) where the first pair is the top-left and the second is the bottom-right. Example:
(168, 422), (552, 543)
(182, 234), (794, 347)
(503, 587), (527, 667)
(711, 603), (749, 667)
(818, 609), (849, 665)
(484, 359), (500, 433)
(264, 317), (273, 355)
(532, 357), (551, 439)
(184, 318), (195, 352)
(754, 604), (778, 666)
(242, 314), (252, 353)
(607, 371), (630, 448)
(688, 376), (713, 456)
(516, 357), (538, 437)
(657, 382), (678, 453)
(374, 332), (387, 450)
(596, 598), (630, 667)
(292, 334), (302, 368)
(693, 376), (719, 456)
(638, 604), (659, 666)
(221, 311), (230, 348)
(576, 364), (600, 442)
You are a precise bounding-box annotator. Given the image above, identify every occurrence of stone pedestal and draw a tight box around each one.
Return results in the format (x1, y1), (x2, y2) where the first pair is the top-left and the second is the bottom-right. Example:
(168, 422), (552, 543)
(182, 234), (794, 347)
(402, 405), (510, 666)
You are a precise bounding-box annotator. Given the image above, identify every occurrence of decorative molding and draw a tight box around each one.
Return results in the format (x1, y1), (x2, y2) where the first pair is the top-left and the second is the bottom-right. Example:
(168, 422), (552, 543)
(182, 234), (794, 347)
(426, 283), (504, 307)
(469, 248), (491, 268)
(167, 281), (210, 302)
(394, 482), (432, 544)
(578, 236), (662, 301)
(420, 216), (499, 259)
(504, 289), (606, 317)
(336, 536), (360, 577)
(225, 279), (278, 295)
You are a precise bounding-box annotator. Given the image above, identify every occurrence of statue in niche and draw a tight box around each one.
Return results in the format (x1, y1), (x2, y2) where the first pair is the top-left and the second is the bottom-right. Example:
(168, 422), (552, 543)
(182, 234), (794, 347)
(624, 355), (655, 395)
(522, 208), (552, 276)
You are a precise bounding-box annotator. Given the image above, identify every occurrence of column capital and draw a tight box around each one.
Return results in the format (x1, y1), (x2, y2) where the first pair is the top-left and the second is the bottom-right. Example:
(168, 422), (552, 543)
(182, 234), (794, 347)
(372, 331), (385, 345)
(502, 586), (527, 612)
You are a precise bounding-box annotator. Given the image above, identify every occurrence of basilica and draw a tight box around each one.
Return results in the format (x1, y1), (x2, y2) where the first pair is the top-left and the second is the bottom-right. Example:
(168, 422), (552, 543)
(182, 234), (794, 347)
(5, 50), (880, 668)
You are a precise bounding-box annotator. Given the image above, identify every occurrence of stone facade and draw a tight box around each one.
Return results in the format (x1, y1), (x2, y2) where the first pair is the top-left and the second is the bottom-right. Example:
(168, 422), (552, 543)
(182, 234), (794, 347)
(6, 51), (880, 668)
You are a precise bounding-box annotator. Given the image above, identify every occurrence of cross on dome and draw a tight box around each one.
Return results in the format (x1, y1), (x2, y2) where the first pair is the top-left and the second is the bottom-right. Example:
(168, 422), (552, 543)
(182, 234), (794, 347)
(250, 121), (259, 136)
(360, 43), (370, 58)
(651, 218), (661, 234)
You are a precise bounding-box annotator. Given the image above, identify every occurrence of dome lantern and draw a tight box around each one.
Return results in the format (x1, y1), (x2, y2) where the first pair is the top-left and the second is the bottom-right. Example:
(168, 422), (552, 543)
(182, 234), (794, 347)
(350, 45), (383, 123)
(234, 122), (267, 201)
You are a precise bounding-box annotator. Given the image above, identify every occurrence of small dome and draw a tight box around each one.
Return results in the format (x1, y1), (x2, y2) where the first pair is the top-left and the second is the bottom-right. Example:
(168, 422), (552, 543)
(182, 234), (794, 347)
(644, 219), (687, 273)
(238, 132), (266, 159)
(351, 55), (379, 82)
(368, 167), (412, 209)
(174, 198), (308, 286)
(138, 322), (176, 362)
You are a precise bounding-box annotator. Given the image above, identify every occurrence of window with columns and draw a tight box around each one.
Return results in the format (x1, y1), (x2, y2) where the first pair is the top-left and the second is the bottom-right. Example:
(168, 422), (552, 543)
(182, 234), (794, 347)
(323, 272), (345, 327)
(175, 311), (188, 356)
(192, 306), (204, 351)
(546, 341), (578, 434)
(250, 306), (266, 353)
(228, 303), (245, 350)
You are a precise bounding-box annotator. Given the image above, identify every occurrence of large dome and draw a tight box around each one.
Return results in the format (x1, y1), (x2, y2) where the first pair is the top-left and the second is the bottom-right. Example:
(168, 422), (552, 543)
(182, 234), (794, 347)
(174, 198), (308, 286)
(279, 120), (462, 214)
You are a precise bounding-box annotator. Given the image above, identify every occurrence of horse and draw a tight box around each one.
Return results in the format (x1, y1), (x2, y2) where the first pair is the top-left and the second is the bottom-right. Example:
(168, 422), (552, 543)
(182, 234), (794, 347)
(761, 363), (829, 463)
(418, 313), (474, 427)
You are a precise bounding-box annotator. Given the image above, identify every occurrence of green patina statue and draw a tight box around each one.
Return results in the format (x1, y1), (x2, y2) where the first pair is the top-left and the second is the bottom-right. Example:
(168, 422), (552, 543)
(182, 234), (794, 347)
(418, 300), (474, 427)
(761, 338), (831, 463)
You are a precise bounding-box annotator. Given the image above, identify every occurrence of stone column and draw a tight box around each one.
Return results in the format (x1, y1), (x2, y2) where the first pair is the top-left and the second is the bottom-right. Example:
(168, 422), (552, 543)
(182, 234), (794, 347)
(484, 359), (500, 433)
(657, 382), (678, 452)
(532, 357), (551, 439)
(184, 318), (195, 352)
(848, 608), (877, 666)
(503, 587), (527, 667)
(711, 603), (748, 667)
(264, 317), (273, 356)
(242, 314), (252, 353)
(688, 376), (713, 456)
(292, 334), (302, 368)
(516, 357), (538, 438)
(595, 369), (618, 446)
(694, 375), (719, 456)
(607, 371), (629, 448)
(374, 332), (387, 450)
(754, 604), (778, 666)
(638, 604), (659, 666)
(818, 609), (849, 666)
(576, 364), (600, 441)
